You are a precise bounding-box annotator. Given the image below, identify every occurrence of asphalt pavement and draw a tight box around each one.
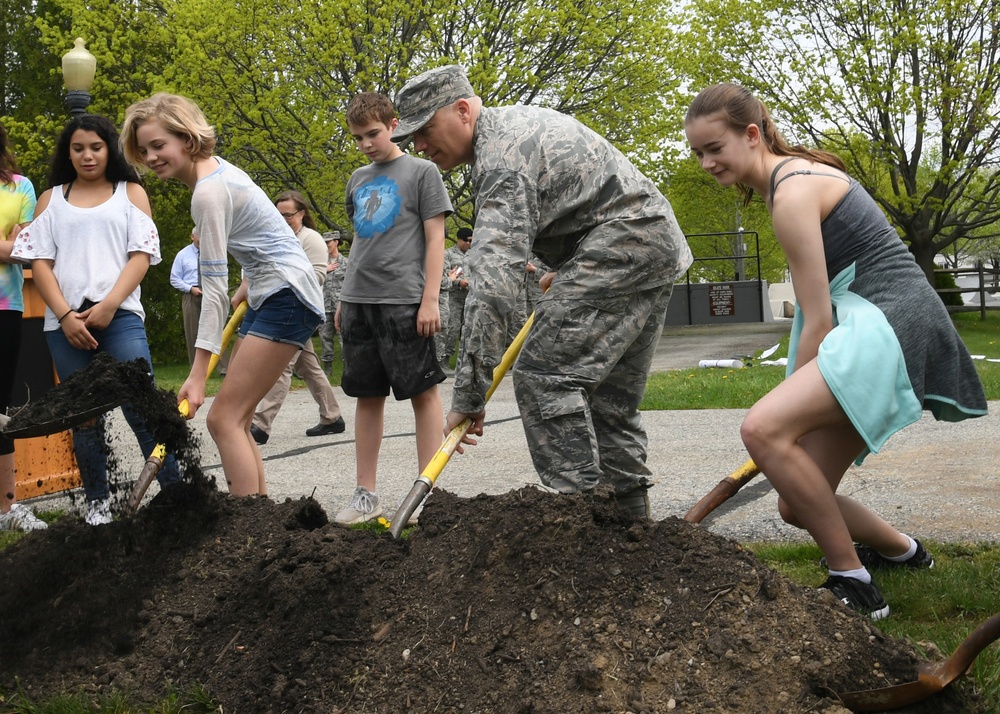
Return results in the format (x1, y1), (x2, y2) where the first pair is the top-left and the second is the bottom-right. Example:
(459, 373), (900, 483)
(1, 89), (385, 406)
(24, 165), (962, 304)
(31, 320), (1000, 544)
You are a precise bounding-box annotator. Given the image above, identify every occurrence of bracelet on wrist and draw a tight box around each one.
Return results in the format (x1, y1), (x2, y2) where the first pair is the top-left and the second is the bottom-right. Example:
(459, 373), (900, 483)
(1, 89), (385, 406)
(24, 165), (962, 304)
(58, 309), (73, 323)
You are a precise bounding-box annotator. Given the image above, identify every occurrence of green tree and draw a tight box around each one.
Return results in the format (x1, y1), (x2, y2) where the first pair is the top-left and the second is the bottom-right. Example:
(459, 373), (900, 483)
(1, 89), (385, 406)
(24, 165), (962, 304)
(679, 0), (1000, 283)
(159, 0), (679, 227)
(24, 0), (683, 360)
(662, 155), (787, 284)
(0, 0), (67, 183)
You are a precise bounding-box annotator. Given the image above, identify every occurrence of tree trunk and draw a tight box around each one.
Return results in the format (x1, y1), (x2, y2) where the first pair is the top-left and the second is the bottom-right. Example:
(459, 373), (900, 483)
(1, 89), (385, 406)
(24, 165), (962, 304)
(908, 240), (938, 286)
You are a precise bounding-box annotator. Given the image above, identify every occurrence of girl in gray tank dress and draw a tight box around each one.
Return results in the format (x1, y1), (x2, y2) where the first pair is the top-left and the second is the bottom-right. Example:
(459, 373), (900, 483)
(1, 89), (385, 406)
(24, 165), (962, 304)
(686, 83), (986, 621)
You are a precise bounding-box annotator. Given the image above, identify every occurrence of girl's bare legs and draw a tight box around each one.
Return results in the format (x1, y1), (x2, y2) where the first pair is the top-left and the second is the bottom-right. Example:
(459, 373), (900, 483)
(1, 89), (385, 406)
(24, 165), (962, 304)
(410, 385), (443, 472)
(355, 396), (386, 492)
(793, 428), (912, 557)
(741, 360), (910, 572)
(207, 335), (298, 496)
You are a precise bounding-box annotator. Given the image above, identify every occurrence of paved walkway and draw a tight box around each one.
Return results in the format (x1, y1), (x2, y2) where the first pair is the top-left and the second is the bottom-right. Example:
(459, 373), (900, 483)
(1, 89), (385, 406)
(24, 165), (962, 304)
(31, 320), (1000, 544)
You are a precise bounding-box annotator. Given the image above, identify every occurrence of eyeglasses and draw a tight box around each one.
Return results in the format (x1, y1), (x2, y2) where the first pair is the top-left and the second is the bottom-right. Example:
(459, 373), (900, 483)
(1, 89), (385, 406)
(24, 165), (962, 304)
(280, 209), (304, 218)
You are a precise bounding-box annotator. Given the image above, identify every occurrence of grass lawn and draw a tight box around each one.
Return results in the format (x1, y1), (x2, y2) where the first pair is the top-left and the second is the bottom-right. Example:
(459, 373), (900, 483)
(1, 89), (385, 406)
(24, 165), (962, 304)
(641, 312), (1000, 410)
(5, 315), (999, 712)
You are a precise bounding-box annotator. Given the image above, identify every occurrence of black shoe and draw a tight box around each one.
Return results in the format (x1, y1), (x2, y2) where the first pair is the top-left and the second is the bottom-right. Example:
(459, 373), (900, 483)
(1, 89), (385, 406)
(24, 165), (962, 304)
(306, 416), (346, 437)
(855, 539), (934, 570)
(819, 575), (890, 620)
(249, 424), (269, 445)
(821, 539), (935, 571)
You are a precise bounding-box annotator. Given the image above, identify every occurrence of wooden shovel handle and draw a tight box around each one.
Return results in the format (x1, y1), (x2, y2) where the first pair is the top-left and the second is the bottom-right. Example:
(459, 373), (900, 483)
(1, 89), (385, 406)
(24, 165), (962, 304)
(683, 459), (761, 524)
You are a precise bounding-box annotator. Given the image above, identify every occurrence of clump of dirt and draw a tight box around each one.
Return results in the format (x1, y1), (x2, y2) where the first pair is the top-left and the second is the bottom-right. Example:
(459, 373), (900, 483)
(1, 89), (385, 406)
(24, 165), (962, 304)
(0, 484), (979, 713)
(7, 354), (136, 433)
(4, 352), (204, 508)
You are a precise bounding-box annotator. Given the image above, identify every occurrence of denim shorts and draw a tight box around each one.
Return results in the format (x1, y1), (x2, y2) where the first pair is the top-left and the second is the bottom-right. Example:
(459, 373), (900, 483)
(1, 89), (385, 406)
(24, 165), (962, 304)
(237, 288), (322, 349)
(340, 302), (444, 400)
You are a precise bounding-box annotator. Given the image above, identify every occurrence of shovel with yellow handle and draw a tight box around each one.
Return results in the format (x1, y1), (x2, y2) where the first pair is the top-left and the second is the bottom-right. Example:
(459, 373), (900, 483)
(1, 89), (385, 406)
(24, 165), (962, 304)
(125, 301), (248, 516)
(387, 311), (535, 538)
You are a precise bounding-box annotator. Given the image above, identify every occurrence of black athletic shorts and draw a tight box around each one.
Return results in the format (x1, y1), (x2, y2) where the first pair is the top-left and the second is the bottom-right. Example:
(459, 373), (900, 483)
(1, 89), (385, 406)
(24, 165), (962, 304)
(339, 302), (445, 400)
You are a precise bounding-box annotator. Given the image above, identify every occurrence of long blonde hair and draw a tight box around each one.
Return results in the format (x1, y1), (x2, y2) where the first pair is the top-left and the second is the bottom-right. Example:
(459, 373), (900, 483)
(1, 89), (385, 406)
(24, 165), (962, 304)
(686, 84), (845, 205)
(120, 93), (217, 170)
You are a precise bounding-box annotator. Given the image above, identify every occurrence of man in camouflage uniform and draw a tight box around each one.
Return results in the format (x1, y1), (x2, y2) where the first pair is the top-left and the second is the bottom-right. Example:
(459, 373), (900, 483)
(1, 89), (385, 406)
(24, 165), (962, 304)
(392, 65), (693, 517)
(320, 231), (349, 374)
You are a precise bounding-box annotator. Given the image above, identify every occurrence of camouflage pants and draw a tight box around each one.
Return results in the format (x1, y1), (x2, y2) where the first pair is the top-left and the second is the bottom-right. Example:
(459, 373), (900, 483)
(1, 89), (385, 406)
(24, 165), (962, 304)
(319, 313), (338, 365)
(434, 290), (451, 364)
(512, 285), (672, 495)
(438, 290), (467, 363)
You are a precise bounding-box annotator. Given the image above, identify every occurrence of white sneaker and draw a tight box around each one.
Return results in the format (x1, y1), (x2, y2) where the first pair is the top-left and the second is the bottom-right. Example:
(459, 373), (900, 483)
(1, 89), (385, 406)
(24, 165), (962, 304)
(0, 503), (48, 532)
(85, 499), (113, 526)
(334, 486), (382, 525)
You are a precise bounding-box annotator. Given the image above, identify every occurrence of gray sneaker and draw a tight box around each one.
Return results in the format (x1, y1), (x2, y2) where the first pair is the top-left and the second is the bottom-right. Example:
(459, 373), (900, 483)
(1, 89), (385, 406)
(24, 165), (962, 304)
(0, 503), (48, 532)
(335, 487), (383, 525)
(85, 499), (113, 526)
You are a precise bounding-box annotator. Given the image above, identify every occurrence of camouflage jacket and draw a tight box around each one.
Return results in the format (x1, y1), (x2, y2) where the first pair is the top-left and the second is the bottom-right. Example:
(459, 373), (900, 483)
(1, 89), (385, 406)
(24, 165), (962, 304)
(452, 105), (693, 413)
(323, 256), (349, 314)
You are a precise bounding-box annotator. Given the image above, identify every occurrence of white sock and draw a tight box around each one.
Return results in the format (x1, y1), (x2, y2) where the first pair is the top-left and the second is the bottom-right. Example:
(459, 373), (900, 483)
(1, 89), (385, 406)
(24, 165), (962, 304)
(885, 535), (918, 562)
(829, 567), (871, 584)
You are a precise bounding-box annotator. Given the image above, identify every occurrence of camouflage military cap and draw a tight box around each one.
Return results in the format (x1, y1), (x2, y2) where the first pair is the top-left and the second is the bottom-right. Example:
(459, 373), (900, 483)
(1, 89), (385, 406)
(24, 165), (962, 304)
(322, 231), (340, 242)
(392, 65), (475, 144)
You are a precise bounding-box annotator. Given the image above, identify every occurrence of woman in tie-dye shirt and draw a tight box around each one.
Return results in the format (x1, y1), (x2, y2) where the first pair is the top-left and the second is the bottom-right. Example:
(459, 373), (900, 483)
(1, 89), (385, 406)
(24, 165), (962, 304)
(0, 121), (46, 532)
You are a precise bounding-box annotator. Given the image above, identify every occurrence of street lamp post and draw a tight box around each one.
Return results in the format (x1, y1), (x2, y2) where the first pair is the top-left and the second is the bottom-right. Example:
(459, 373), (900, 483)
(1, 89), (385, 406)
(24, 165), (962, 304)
(61, 38), (97, 117)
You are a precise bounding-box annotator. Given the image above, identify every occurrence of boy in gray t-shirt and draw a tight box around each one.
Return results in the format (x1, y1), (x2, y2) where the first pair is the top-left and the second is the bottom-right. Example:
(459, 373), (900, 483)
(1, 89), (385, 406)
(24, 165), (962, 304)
(334, 92), (453, 525)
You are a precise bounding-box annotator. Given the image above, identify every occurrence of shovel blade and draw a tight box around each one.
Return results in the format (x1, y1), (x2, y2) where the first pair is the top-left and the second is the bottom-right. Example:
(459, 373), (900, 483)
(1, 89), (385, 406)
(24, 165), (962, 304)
(389, 480), (431, 539)
(838, 612), (1000, 712)
(838, 672), (945, 711)
(2, 400), (121, 440)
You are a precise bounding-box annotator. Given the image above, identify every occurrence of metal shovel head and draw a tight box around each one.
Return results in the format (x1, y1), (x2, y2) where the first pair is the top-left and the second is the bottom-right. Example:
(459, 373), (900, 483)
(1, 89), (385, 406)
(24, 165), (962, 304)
(838, 612), (1000, 711)
(2, 400), (121, 439)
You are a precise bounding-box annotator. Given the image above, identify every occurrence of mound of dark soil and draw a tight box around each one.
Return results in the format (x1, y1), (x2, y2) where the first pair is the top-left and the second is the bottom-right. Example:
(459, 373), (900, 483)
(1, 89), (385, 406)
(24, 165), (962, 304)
(0, 483), (977, 713)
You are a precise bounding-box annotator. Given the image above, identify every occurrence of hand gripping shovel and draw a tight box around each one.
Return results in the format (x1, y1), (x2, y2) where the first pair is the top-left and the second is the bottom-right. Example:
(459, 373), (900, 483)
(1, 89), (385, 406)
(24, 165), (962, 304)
(388, 312), (535, 538)
(125, 301), (248, 516)
(837, 612), (1000, 711)
(683, 458), (761, 524)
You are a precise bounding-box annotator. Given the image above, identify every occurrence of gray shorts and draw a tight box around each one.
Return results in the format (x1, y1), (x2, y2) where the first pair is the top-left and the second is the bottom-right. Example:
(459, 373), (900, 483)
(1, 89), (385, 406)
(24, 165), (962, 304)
(340, 302), (445, 400)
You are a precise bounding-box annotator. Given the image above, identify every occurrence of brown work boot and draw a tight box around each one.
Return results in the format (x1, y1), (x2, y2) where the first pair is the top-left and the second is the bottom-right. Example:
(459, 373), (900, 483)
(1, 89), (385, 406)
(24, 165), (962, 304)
(614, 487), (651, 520)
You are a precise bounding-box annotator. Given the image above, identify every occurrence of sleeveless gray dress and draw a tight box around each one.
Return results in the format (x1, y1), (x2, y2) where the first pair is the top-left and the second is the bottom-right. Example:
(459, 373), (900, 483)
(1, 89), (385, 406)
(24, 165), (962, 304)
(779, 160), (987, 459)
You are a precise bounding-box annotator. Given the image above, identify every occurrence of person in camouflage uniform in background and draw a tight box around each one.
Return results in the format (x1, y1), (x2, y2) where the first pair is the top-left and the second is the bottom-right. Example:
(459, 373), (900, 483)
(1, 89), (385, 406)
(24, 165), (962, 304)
(392, 65), (693, 517)
(437, 226), (472, 368)
(320, 231), (349, 374)
(434, 231), (456, 371)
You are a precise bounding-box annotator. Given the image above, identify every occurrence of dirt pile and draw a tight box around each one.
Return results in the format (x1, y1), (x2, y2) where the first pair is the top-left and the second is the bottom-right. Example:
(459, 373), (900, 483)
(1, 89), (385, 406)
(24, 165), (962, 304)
(0, 482), (976, 713)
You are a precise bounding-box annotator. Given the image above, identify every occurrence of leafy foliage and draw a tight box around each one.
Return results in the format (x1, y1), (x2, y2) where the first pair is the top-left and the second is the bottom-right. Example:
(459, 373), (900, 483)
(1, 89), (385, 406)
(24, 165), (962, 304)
(677, 0), (1000, 282)
(9, 0), (683, 361)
